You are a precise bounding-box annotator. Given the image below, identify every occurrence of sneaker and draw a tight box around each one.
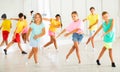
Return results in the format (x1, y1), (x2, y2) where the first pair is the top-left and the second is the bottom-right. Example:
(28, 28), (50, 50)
(3, 49), (7, 55)
(96, 60), (101, 65)
(22, 51), (27, 54)
(112, 62), (116, 67)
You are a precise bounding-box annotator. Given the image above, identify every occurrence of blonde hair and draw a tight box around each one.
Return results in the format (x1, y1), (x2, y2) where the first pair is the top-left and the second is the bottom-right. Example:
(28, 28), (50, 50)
(34, 13), (42, 24)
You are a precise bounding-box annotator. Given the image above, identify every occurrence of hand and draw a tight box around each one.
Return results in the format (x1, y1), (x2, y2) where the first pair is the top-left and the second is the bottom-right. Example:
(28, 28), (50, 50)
(34, 35), (39, 40)
(26, 37), (29, 42)
(88, 25), (93, 29)
(64, 33), (70, 37)
(101, 33), (106, 38)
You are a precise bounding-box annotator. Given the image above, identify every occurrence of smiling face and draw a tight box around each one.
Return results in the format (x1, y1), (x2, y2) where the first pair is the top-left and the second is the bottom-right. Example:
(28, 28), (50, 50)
(34, 13), (42, 24)
(102, 12), (109, 21)
(90, 9), (95, 14)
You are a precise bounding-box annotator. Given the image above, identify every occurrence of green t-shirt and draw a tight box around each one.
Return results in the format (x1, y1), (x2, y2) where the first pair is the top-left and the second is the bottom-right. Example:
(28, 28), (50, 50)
(102, 19), (115, 43)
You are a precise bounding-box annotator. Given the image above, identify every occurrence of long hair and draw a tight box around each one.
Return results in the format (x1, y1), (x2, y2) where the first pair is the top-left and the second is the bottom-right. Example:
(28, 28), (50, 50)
(34, 13), (42, 24)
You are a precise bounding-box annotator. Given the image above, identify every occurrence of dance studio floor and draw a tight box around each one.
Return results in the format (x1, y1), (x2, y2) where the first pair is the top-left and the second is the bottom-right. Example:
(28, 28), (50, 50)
(0, 37), (120, 72)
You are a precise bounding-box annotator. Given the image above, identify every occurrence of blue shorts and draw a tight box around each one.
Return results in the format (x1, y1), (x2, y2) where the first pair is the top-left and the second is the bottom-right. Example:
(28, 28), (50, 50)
(72, 33), (84, 43)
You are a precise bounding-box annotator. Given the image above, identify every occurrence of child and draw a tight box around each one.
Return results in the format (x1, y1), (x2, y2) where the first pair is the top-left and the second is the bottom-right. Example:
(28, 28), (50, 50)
(83, 7), (99, 48)
(3, 13), (27, 55)
(26, 13), (45, 64)
(90, 11), (116, 67)
(11, 15), (29, 43)
(57, 11), (84, 63)
(0, 14), (12, 46)
(83, 7), (99, 36)
(42, 14), (62, 50)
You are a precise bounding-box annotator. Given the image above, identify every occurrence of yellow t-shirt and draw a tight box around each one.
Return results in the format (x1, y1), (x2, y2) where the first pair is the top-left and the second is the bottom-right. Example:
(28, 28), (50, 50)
(23, 20), (28, 27)
(87, 14), (99, 30)
(1, 19), (12, 32)
(15, 20), (25, 33)
(49, 18), (61, 32)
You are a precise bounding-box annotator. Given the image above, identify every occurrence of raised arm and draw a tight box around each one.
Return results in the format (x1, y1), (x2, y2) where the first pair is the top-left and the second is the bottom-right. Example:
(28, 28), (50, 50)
(10, 18), (19, 21)
(42, 18), (51, 21)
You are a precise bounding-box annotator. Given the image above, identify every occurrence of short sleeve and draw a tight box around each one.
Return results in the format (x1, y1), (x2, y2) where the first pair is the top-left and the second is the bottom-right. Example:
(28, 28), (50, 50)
(30, 23), (34, 29)
(86, 15), (90, 20)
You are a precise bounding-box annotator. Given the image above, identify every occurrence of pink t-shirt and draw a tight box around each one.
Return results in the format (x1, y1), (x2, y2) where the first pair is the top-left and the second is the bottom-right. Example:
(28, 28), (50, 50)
(65, 20), (84, 33)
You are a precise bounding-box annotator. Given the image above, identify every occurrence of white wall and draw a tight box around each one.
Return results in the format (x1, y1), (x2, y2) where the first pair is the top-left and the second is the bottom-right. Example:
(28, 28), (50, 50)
(0, 0), (24, 41)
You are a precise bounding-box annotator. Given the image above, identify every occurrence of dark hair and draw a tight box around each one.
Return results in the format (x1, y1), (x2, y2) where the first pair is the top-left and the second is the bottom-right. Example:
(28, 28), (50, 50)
(18, 13), (24, 18)
(24, 15), (26, 19)
(30, 10), (34, 14)
(34, 13), (42, 24)
(55, 14), (63, 28)
(71, 11), (78, 16)
(1, 14), (7, 19)
(102, 11), (108, 16)
(90, 7), (95, 10)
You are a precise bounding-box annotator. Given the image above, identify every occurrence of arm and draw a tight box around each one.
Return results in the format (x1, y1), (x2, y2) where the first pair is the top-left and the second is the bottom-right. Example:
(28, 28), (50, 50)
(10, 18), (19, 21)
(26, 27), (32, 41)
(83, 18), (87, 22)
(56, 29), (66, 38)
(105, 19), (114, 34)
(89, 19), (99, 29)
(64, 28), (80, 37)
(34, 28), (46, 39)
(42, 18), (51, 21)
(92, 25), (102, 38)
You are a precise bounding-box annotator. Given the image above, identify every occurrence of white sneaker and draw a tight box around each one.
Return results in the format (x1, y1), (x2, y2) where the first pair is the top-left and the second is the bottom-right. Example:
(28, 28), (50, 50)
(25, 59), (30, 65)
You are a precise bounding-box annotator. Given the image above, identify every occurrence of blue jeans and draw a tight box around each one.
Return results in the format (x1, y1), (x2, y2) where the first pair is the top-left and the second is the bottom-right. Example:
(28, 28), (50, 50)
(72, 33), (84, 43)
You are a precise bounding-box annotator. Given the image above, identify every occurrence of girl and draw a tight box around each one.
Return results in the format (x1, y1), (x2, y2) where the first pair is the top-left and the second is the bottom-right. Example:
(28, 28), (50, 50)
(0, 14), (12, 46)
(42, 14), (62, 50)
(57, 11), (84, 63)
(26, 13), (45, 64)
(90, 11), (116, 67)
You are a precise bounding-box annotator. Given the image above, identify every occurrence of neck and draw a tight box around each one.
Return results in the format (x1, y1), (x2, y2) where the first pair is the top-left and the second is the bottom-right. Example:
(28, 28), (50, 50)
(105, 19), (109, 23)
(74, 19), (79, 22)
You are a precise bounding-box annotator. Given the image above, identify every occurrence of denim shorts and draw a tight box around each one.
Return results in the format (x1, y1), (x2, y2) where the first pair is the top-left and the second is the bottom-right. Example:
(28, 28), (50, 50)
(72, 33), (84, 43)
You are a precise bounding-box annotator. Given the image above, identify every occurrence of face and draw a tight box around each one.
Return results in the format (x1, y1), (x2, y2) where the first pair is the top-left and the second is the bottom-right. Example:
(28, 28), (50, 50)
(19, 16), (24, 21)
(56, 16), (60, 21)
(90, 9), (95, 14)
(71, 14), (78, 21)
(34, 14), (41, 23)
(102, 13), (109, 21)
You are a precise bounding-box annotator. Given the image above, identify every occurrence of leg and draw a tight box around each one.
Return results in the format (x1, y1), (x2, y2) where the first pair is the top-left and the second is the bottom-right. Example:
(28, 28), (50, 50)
(43, 36), (53, 48)
(28, 48), (34, 59)
(33, 47), (39, 63)
(74, 42), (81, 63)
(18, 42), (23, 52)
(5, 41), (14, 50)
(96, 46), (106, 65)
(51, 36), (58, 49)
(4, 41), (14, 55)
(108, 49), (114, 62)
(5, 40), (8, 45)
(0, 40), (5, 46)
(97, 47), (106, 60)
(66, 45), (75, 59)
(18, 42), (27, 54)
